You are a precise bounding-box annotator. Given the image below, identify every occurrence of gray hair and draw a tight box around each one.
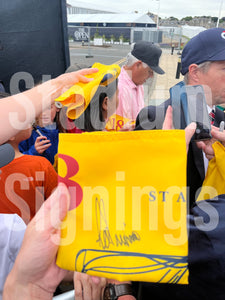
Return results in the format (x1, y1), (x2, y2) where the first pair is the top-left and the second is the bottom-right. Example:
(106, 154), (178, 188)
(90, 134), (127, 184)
(125, 52), (148, 69)
(183, 61), (212, 84)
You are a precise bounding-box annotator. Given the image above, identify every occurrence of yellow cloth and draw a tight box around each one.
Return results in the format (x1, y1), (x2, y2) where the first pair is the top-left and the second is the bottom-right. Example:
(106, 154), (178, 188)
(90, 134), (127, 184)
(197, 142), (225, 201)
(56, 130), (188, 284)
(105, 114), (135, 131)
(55, 63), (120, 120)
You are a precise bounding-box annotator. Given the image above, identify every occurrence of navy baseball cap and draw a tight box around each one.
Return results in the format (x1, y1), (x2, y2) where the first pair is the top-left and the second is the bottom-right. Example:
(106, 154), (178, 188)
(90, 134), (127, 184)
(181, 28), (225, 75)
(131, 41), (165, 74)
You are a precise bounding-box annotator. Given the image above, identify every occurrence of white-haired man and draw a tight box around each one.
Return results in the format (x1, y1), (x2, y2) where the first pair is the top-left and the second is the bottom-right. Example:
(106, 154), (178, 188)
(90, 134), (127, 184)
(116, 41), (164, 123)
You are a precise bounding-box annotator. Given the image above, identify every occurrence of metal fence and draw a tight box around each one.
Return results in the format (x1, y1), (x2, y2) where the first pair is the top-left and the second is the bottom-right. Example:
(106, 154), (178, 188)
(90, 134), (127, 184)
(68, 26), (163, 44)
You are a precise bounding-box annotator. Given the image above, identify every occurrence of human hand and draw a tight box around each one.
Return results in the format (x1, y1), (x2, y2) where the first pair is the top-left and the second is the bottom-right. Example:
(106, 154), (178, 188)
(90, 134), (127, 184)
(197, 125), (225, 160)
(196, 139), (216, 161)
(162, 105), (174, 130)
(211, 125), (225, 146)
(57, 68), (99, 94)
(0, 68), (99, 146)
(3, 183), (71, 300)
(74, 272), (107, 300)
(35, 135), (51, 154)
(162, 106), (196, 152)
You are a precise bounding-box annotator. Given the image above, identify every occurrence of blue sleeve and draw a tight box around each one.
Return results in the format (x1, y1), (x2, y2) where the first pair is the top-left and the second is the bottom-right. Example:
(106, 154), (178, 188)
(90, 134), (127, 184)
(187, 197), (225, 298)
(19, 143), (40, 156)
(19, 134), (41, 156)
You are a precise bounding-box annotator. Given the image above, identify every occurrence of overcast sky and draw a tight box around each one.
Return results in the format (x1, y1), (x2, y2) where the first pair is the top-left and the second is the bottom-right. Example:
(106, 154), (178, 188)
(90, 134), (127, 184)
(85, 0), (225, 19)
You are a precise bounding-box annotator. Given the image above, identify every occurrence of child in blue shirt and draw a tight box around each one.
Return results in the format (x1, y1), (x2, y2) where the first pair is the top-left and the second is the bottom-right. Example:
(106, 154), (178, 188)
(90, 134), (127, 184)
(19, 102), (65, 165)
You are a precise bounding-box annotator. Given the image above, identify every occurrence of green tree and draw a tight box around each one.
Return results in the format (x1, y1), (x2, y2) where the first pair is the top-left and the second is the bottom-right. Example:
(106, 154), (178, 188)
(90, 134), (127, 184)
(169, 16), (179, 21)
(181, 16), (193, 21)
(211, 17), (218, 23)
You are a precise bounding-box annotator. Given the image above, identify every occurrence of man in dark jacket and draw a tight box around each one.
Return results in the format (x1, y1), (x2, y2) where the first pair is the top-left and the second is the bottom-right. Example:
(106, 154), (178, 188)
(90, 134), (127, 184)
(135, 28), (225, 207)
(138, 194), (225, 300)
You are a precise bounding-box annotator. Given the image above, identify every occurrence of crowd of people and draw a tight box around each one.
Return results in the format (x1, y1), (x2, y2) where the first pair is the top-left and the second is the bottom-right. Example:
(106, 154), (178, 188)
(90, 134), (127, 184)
(1, 27), (225, 300)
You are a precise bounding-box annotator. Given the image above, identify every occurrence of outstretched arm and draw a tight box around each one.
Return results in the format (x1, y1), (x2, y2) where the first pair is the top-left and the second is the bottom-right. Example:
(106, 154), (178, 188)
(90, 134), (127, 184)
(3, 183), (70, 300)
(0, 68), (98, 145)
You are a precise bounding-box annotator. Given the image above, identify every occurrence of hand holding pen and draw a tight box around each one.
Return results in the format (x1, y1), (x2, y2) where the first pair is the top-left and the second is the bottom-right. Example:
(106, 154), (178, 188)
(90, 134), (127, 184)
(219, 121), (225, 134)
(34, 136), (51, 154)
(32, 123), (44, 137)
(211, 121), (225, 145)
(32, 124), (51, 154)
(196, 121), (225, 161)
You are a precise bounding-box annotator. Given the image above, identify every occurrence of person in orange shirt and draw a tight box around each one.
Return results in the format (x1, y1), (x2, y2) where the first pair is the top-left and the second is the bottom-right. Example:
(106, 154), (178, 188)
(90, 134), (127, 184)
(0, 125), (58, 224)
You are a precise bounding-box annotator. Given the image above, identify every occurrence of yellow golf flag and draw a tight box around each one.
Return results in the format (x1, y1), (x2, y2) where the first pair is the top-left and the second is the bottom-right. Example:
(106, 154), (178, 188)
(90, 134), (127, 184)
(55, 63), (120, 120)
(56, 130), (188, 284)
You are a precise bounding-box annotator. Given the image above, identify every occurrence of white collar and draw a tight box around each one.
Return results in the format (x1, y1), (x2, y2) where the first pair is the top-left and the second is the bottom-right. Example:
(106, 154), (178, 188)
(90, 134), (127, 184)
(207, 105), (215, 114)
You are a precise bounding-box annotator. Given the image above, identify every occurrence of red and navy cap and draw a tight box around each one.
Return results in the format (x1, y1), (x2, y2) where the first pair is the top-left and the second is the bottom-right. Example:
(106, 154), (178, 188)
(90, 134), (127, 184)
(181, 28), (225, 75)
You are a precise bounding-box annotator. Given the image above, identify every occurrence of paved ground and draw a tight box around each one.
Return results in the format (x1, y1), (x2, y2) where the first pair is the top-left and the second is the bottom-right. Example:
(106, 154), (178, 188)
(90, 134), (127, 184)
(69, 43), (184, 105)
(148, 48), (183, 105)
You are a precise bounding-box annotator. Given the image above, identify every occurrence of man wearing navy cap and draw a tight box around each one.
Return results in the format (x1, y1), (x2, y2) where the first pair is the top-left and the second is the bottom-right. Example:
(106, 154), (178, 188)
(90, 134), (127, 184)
(134, 28), (225, 300)
(115, 41), (165, 128)
(135, 28), (225, 207)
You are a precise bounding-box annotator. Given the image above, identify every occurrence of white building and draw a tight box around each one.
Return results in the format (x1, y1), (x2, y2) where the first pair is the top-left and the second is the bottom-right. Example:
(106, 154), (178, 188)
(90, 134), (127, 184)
(181, 25), (206, 39)
(67, 0), (119, 14)
(67, 13), (158, 43)
(67, 13), (156, 27)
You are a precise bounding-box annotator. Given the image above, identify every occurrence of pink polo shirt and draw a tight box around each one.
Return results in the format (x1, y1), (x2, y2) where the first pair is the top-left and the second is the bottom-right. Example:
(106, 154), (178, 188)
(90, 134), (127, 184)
(116, 66), (145, 121)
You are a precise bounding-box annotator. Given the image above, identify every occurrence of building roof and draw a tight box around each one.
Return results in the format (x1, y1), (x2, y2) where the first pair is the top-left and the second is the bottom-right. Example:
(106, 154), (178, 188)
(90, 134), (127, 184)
(181, 25), (206, 38)
(66, 0), (120, 13)
(67, 13), (155, 24)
